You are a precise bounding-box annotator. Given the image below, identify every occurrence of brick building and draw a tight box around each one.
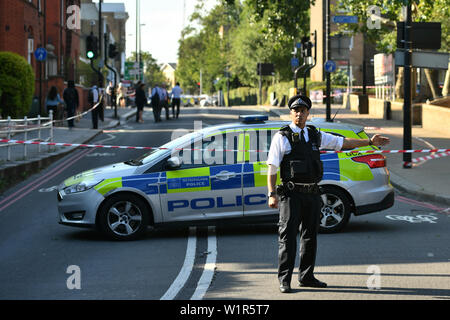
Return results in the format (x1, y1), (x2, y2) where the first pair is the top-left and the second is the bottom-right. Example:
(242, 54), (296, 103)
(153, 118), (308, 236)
(0, 0), (81, 114)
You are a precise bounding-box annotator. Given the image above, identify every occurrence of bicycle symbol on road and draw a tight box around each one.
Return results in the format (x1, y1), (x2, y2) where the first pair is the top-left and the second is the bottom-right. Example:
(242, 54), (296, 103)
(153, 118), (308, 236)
(385, 215), (438, 224)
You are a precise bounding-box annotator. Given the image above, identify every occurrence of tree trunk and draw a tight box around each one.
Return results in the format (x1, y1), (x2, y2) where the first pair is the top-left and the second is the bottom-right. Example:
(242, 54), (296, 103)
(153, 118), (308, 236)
(395, 67), (404, 99)
(442, 63), (450, 97)
(424, 68), (439, 99)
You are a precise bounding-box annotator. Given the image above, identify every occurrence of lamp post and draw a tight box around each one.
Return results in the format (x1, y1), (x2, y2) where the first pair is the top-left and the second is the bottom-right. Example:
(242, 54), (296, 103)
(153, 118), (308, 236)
(139, 23), (145, 81)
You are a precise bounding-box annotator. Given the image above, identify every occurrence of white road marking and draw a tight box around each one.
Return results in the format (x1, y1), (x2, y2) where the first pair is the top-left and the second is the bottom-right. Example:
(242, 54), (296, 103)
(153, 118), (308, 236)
(160, 227), (197, 300)
(191, 226), (217, 300)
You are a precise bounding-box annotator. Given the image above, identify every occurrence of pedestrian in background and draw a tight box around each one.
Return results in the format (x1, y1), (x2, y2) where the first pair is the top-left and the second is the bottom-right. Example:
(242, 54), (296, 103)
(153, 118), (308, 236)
(63, 80), (79, 129)
(170, 82), (183, 119)
(135, 82), (146, 123)
(267, 94), (390, 294)
(45, 86), (64, 119)
(117, 83), (126, 107)
(151, 84), (161, 123)
(161, 84), (170, 120)
(106, 81), (113, 108)
(88, 81), (100, 129)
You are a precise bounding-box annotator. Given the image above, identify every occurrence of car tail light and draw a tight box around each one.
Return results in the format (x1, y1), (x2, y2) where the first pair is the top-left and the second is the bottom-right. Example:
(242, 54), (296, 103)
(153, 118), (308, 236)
(351, 154), (386, 168)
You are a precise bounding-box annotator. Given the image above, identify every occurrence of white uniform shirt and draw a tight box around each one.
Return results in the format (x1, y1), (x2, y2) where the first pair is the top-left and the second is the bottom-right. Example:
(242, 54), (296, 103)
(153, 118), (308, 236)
(91, 86), (99, 103)
(171, 85), (183, 99)
(267, 122), (344, 169)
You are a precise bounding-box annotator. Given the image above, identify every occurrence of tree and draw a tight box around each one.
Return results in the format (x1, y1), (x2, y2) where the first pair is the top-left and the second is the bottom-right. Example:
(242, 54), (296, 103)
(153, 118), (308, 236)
(0, 51), (35, 118)
(176, 0), (311, 92)
(127, 51), (166, 88)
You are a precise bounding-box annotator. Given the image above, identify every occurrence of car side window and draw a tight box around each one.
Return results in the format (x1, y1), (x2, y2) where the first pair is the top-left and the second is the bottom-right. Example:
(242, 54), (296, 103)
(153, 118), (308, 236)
(177, 133), (227, 169)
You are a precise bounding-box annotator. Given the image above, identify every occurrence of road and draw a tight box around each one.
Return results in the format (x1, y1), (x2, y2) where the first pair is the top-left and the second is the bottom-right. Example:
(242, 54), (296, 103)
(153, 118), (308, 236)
(0, 106), (449, 301)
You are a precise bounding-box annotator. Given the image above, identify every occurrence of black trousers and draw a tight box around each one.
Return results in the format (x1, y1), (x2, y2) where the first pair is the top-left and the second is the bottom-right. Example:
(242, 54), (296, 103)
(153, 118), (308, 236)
(91, 104), (99, 129)
(171, 98), (181, 118)
(278, 191), (321, 284)
(152, 103), (161, 122)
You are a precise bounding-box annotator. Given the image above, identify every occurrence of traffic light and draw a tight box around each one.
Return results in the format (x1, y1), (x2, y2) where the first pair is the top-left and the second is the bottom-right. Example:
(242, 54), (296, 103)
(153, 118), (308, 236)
(108, 43), (118, 59)
(86, 33), (98, 59)
(300, 36), (309, 58)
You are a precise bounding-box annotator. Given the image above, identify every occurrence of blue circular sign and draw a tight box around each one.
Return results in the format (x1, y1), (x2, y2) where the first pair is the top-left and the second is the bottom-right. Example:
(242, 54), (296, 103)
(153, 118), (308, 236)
(324, 60), (337, 73)
(34, 47), (47, 62)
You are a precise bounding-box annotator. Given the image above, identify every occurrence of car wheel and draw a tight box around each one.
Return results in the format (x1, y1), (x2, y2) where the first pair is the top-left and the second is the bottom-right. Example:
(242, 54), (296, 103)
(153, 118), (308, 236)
(98, 194), (149, 240)
(318, 187), (351, 234)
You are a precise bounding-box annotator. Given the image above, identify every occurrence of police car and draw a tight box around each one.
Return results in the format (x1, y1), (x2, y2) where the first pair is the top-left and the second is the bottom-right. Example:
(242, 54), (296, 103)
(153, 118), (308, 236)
(57, 115), (394, 240)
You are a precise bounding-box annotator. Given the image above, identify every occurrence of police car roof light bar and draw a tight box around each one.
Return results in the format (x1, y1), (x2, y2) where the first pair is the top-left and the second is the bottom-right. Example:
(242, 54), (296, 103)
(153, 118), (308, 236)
(239, 115), (268, 124)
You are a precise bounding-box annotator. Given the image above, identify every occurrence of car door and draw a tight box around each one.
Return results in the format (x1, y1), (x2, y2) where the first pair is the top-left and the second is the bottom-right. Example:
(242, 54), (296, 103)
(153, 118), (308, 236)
(241, 128), (280, 217)
(159, 131), (244, 223)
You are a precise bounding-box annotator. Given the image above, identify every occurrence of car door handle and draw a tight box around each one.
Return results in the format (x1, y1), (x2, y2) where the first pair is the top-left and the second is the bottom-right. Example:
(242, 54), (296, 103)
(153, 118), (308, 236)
(215, 171), (236, 180)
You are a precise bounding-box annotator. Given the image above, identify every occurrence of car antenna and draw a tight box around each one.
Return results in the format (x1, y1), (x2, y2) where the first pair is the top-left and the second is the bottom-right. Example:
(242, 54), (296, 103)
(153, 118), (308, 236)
(331, 104), (344, 122)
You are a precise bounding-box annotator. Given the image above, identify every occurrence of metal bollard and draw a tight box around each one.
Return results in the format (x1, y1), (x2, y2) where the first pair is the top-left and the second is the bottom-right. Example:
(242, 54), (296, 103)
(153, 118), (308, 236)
(38, 115), (41, 153)
(7, 116), (11, 161)
(24, 116), (28, 158)
(49, 110), (53, 152)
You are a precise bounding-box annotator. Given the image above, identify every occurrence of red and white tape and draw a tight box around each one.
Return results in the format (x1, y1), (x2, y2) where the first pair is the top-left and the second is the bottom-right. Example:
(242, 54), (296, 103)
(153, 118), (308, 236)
(1, 138), (449, 155)
(408, 151), (450, 164)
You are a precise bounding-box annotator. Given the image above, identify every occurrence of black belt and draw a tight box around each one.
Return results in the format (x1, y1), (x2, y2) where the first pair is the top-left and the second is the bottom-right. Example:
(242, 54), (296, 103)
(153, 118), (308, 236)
(281, 181), (319, 194)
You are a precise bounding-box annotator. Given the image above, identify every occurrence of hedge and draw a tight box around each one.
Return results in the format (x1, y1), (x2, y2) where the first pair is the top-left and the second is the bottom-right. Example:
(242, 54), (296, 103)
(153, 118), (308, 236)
(0, 51), (35, 118)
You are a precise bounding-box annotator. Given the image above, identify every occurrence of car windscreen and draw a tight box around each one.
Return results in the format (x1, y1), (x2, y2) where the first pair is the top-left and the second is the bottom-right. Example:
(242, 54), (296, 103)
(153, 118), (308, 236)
(131, 131), (202, 165)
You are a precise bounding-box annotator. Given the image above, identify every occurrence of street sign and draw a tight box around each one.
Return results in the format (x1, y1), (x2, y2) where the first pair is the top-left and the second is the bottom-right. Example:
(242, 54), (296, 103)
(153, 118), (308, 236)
(257, 63), (274, 76)
(397, 22), (441, 50)
(332, 15), (358, 24)
(395, 50), (449, 69)
(291, 57), (299, 68)
(324, 60), (337, 73)
(34, 47), (47, 61)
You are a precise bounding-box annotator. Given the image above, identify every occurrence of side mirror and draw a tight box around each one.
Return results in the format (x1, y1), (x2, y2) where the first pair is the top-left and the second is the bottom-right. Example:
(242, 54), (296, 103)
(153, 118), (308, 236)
(166, 156), (181, 169)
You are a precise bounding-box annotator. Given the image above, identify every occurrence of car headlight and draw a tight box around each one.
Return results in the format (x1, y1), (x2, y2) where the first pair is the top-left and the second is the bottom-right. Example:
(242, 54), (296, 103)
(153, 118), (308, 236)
(63, 179), (103, 194)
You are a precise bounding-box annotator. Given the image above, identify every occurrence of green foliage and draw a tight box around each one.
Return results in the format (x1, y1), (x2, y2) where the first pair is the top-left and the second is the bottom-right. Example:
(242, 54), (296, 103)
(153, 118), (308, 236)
(0, 51), (35, 118)
(226, 86), (259, 106)
(127, 51), (166, 87)
(176, 0), (311, 94)
(330, 68), (349, 86)
(76, 59), (97, 87)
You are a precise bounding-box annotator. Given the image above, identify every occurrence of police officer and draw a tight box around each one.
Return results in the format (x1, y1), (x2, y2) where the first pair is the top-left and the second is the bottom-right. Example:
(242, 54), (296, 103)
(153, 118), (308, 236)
(267, 94), (390, 293)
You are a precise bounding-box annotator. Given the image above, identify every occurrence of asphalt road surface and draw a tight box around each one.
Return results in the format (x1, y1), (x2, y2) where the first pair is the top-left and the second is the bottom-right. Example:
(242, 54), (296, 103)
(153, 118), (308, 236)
(0, 106), (449, 301)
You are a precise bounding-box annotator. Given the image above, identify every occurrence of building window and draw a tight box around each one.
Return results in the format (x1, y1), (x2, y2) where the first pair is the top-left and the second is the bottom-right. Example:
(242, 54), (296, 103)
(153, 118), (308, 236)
(28, 38), (34, 64)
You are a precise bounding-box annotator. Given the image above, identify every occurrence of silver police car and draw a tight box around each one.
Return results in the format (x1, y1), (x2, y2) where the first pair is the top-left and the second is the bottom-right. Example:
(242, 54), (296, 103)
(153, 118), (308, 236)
(57, 115), (394, 240)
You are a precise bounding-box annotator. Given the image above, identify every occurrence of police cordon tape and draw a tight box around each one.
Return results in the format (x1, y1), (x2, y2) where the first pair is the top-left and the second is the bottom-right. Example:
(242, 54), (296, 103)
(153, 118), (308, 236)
(405, 151), (450, 164)
(41, 100), (103, 126)
(1, 138), (449, 157)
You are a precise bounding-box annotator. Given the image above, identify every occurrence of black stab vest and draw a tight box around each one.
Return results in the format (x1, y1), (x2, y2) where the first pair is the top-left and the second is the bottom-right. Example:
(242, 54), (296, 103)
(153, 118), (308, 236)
(279, 125), (323, 184)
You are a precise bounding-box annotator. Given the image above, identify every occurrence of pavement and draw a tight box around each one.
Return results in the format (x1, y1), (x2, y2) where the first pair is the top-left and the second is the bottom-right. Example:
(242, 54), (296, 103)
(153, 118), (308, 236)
(0, 102), (449, 207)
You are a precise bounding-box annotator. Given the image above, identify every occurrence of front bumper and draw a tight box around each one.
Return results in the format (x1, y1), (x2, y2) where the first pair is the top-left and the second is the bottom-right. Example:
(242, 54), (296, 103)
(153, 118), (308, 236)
(57, 188), (104, 228)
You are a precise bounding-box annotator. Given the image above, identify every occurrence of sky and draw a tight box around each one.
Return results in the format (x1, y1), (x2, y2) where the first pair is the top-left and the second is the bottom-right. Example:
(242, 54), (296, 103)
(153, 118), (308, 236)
(103, 0), (218, 65)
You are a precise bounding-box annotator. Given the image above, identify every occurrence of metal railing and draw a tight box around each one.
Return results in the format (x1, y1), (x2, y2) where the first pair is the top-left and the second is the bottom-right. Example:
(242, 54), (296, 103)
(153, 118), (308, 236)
(0, 111), (54, 162)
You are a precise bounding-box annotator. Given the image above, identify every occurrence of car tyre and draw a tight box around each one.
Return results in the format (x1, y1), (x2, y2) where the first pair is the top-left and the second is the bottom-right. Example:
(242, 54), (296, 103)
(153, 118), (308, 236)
(318, 186), (351, 234)
(98, 193), (150, 241)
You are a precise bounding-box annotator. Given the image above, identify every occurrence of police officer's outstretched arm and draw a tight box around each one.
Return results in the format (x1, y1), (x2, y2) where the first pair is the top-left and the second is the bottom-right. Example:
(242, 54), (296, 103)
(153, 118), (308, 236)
(342, 134), (390, 150)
